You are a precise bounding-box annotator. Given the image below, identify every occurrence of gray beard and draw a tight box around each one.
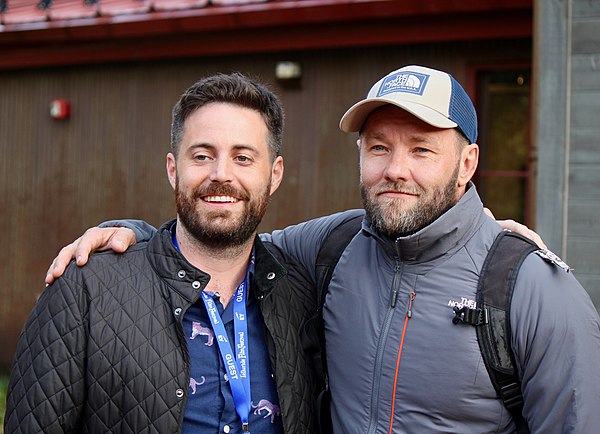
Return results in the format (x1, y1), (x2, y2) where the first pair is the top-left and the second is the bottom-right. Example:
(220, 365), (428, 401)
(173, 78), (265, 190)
(361, 162), (460, 239)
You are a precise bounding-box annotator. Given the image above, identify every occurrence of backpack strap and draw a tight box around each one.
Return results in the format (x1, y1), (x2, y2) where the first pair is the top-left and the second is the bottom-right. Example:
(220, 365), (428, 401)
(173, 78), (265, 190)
(311, 214), (362, 433)
(315, 214), (364, 311)
(453, 231), (538, 433)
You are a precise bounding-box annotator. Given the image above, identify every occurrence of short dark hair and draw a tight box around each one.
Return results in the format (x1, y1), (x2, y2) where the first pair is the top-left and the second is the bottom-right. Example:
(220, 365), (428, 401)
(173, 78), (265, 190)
(171, 72), (284, 160)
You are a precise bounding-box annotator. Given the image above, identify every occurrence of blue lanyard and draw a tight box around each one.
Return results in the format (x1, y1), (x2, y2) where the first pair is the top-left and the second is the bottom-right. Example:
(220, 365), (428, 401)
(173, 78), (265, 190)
(201, 278), (251, 432)
(173, 230), (254, 432)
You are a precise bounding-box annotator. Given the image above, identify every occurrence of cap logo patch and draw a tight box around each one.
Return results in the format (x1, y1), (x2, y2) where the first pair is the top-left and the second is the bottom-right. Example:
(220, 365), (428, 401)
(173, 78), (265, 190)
(377, 71), (430, 97)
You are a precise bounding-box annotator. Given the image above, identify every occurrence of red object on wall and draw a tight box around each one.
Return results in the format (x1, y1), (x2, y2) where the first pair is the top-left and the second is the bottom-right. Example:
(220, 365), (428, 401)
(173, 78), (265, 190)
(50, 99), (71, 120)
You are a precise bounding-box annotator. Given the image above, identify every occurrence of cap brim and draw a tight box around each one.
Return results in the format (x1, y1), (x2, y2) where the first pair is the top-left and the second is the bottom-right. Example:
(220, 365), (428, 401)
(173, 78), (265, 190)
(339, 98), (458, 133)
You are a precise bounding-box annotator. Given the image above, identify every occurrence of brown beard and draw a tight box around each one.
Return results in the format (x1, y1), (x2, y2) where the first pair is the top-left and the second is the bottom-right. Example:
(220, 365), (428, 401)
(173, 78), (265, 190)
(175, 179), (271, 249)
(361, 160), (460, 239)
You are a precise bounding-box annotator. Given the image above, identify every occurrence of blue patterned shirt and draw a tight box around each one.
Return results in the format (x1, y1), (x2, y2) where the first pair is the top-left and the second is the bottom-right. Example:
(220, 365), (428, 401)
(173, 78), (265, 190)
(180, 268), (284, 434)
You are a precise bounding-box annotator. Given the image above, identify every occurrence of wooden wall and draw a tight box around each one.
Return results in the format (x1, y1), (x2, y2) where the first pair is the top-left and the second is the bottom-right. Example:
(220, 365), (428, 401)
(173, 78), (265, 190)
(535, 0), (600, 308)
(0, 39), (532, 371)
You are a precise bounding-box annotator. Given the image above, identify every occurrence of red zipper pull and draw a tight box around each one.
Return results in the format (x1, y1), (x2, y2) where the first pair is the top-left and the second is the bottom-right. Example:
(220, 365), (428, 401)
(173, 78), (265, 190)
(407, 291), (416, 318)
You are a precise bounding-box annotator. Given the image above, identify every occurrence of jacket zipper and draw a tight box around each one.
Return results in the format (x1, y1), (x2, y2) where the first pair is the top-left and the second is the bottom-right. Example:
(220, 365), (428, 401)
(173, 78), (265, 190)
(366, 261), (403, 434)
(387, 291), (416, 434)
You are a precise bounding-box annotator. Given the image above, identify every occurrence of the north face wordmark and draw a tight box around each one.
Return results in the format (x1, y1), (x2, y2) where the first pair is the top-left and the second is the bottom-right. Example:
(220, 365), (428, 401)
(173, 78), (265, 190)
(377, 71), (430, 97)
(448, 297), (476, 310)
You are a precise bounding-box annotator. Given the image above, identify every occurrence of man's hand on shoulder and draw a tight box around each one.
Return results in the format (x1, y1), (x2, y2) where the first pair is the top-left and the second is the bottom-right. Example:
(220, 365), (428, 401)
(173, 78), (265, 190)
(484, 207), (547, 249)
(45, 226), (137, 285)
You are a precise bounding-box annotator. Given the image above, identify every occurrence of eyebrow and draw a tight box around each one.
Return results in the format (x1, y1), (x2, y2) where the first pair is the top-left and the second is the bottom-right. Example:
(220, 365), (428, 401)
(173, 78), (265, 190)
(187, 143), (260, 154)
(364, 132), (433, 144)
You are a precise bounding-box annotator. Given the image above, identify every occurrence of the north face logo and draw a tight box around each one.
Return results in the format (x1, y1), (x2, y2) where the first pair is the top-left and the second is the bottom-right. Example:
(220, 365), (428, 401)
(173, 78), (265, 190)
(448, 297), (476, 310)
(377, 71), (429, 97)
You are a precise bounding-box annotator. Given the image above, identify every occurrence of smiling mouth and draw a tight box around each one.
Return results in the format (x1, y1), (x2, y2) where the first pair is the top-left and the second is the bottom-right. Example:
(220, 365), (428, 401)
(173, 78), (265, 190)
(202, 195), (239, 203)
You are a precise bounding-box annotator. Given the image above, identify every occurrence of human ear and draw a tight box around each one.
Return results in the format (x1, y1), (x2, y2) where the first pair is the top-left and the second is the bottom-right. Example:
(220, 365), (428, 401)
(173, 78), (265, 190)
(458, 144), (479, 187)
(166, 152), (177, 190)
(269, 156), (284, 195)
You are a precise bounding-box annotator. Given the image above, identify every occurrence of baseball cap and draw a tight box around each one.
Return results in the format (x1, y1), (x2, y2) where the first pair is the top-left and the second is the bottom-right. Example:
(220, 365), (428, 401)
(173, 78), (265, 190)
(339, 65), (478, 143)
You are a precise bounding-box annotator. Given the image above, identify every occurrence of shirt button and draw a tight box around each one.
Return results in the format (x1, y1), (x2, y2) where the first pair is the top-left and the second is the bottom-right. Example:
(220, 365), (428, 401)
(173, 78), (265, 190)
(174, 308), (182, 316)
(176, 388), (184, 398)
(223, 425), (231, 433)
(266, 272), (276, 280)
(192, 281), (201, 289)
(177, 270), (186, 278)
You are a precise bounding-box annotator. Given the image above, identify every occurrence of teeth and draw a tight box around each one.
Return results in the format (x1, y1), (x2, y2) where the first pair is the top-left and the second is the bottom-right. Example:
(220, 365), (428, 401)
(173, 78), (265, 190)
(204, 196), (238, 203)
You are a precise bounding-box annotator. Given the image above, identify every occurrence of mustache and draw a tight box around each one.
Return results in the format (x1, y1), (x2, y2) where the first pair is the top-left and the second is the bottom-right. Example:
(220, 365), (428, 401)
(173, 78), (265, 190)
(373, 182), (422, 196)
(191, 183), (250, 201)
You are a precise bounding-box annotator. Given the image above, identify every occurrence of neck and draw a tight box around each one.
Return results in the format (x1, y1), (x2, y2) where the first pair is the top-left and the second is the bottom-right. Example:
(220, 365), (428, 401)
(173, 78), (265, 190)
(175, 220), (254, 306)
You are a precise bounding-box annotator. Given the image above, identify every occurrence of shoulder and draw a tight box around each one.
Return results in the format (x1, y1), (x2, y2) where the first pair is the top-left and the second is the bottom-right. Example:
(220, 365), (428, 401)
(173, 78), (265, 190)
(516, 250), (584, 299)
(511, 249), (598, 332)
(57, 241), (150, 294)
(263, 209), (364, 242)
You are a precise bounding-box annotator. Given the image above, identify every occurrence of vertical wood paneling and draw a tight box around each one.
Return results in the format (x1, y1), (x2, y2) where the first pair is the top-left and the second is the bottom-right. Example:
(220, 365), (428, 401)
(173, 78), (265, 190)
(567, 0), (600, 310)
(0, 38), (532, 371)
(533, 0), (568, 256)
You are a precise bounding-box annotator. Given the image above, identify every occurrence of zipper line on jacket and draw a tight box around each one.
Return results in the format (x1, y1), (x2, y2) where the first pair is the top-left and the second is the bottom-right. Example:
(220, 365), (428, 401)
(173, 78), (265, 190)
(366, 261), (403, 434)
(387, 291), (416, 434)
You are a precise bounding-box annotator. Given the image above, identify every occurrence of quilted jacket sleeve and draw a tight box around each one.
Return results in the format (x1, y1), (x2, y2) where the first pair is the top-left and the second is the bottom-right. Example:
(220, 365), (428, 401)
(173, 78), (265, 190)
(5, 266), (88, 433)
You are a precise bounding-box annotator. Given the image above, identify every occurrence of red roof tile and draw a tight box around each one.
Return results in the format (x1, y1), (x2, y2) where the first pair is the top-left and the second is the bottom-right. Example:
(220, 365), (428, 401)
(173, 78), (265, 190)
(97, 0), (149, 17)
(0, 0), (266, 26)
(48, 0), (98, 21)
(152, 0), (208, 12)
(2, 0), (49, 24)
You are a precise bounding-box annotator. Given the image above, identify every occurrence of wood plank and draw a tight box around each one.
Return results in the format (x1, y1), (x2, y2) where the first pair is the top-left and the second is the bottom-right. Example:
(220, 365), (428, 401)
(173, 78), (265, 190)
(572, 17), (600, 54)
(568, 165), (600, 200)
(570, 126), (600, 164)
(533, 0), (568, 254)
(570, 54), (600, 90)
(567, 200), (600, 236)
(571, 90), (600, 127)
(572, 0), (600, 18)
(566, 237), (600, 274)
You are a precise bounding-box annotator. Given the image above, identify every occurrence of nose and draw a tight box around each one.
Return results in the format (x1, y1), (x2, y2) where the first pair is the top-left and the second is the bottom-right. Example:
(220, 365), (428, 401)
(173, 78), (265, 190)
(383, 149), (410, 182)
(209, 157), (233, 183)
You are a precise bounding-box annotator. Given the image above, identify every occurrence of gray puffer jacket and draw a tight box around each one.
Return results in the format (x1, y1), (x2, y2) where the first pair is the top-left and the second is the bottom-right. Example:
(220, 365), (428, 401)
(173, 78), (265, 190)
(5, 220), (321, 434)
(267, 184), (600, 434)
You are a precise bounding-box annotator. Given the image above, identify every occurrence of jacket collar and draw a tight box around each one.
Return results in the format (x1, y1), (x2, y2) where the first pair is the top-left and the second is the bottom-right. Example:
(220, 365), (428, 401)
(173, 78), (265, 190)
(363, 182), (486, 263)
(146, 220), (286, 303)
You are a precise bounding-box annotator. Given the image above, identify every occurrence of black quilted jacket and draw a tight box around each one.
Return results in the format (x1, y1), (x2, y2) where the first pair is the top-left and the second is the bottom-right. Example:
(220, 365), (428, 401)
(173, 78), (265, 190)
(5, 221), (322, 434)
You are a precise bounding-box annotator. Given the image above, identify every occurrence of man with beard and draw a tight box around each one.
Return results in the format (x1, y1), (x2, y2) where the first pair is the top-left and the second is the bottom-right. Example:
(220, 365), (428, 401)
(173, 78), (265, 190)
(265, 66), (600, 433)
(5, 73), (322, 434)
(42, 66), (599, 433)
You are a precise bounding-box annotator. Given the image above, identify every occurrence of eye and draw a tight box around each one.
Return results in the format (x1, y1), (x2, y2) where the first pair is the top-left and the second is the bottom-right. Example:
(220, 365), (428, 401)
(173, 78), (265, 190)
(235, 154), (253, 163)
(368, 144), (388, 154)
(193, 154), (210, 161)
(414, 147), (431, 154)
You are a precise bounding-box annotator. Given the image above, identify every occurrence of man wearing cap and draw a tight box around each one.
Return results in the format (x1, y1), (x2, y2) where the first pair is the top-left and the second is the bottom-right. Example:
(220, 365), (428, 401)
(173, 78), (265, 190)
(267, 65), (600, 433)
(43, 65), (600, 433)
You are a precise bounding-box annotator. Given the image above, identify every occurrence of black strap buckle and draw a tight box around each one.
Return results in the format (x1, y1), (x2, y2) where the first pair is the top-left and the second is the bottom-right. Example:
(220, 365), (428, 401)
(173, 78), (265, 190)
(500, 382), (524, 411)
(452, 306), (488, 326)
